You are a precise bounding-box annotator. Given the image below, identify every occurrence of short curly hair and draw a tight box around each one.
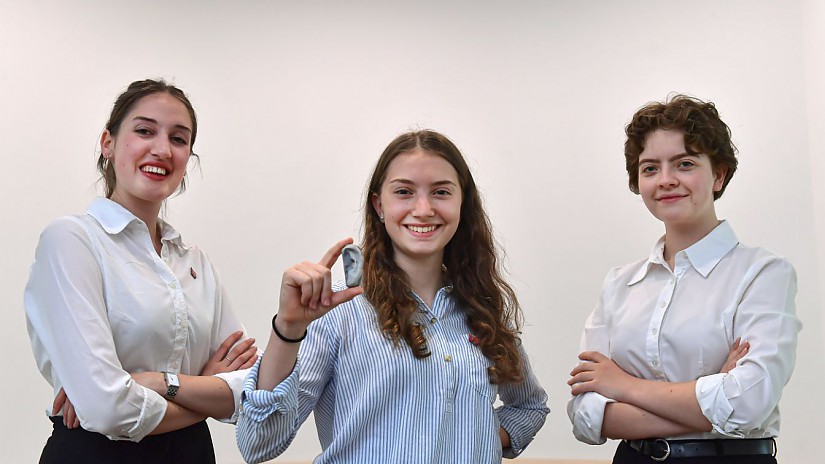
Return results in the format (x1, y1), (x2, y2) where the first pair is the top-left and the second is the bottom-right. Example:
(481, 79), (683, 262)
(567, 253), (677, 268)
(624, 94), (738, 200)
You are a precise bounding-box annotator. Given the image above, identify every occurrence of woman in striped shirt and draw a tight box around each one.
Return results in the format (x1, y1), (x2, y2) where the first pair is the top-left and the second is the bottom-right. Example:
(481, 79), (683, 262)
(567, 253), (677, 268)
(237, 130), (549, 463)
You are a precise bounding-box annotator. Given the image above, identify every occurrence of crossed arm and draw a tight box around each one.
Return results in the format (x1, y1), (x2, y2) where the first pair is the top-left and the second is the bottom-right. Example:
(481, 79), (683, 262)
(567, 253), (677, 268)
(54, 331), (258, 434)
(567, 339), (749, 440)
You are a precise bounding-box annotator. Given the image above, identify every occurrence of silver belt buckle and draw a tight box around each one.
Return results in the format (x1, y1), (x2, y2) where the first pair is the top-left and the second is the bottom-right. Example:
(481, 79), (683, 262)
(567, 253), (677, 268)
(651, 439), (671, 461)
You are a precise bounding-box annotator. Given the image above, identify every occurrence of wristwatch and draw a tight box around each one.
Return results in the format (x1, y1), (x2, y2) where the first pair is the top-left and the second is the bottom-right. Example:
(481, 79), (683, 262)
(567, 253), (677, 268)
(162, 371), (180, 398)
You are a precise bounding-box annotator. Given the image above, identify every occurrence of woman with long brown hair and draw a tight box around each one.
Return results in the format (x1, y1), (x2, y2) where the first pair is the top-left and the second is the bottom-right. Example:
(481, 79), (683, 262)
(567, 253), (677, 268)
(237, 130), (548, 463)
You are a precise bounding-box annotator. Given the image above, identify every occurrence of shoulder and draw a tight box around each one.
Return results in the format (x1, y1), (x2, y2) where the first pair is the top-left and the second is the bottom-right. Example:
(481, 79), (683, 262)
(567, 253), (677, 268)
(601, 257), (649, 288)
(37, 214), (95, 248)
(728, 243), (796, 279)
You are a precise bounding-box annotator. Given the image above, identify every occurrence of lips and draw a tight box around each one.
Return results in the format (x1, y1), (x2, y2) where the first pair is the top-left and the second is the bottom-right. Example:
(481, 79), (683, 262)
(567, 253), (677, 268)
(657, 194), (687, 202)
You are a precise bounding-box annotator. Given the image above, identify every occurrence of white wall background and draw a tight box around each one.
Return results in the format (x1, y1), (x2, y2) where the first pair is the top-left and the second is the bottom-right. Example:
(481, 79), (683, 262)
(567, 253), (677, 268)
(1, 1), (822, 462)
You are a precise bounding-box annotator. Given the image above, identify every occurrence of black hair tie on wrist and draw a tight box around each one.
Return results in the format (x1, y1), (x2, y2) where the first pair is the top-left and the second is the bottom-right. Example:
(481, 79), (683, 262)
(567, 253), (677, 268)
(271, 314), (307, 343)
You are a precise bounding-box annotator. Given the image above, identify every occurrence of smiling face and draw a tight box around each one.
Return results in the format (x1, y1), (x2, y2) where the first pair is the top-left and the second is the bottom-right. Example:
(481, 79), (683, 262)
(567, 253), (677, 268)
(638, 129), (727, 233)
(100, 92), (193, 214)
(371, 149), (462, 269)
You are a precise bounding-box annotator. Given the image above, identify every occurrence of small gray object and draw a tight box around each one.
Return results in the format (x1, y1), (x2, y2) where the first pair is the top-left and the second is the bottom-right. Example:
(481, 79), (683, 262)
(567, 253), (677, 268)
(342, 244), (363, 287)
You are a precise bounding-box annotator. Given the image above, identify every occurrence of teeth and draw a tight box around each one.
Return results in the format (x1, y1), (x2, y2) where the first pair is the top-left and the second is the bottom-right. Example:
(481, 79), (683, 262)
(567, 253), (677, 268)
(408, 225), (436, 233)
(141, 165), (167, 175)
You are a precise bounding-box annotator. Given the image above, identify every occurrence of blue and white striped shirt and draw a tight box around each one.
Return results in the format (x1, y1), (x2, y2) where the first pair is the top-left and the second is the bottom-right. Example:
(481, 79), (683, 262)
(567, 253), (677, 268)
(237, 283), (549, 463)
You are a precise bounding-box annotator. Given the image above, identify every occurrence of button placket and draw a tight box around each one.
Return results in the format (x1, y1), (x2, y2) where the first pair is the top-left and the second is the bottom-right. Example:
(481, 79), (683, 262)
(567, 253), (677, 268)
(646, 272), (676, 376)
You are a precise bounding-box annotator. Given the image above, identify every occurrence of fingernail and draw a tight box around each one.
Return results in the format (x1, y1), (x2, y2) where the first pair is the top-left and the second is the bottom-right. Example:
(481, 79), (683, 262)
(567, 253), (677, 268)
(323, 298), (331, 306)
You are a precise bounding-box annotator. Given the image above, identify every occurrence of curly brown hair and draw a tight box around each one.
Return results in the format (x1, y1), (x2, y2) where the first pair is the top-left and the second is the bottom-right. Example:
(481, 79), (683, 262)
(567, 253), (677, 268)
(361, 130), (524, 385)
(97, 79), (199, 198)
(625, 94), (738, 200)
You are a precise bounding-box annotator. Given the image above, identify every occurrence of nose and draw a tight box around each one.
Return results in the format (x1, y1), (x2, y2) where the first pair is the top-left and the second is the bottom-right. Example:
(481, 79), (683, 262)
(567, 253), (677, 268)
(658, 166), (678, 188)
(412, 195), (435, 217)
(151, 136), (172, 159)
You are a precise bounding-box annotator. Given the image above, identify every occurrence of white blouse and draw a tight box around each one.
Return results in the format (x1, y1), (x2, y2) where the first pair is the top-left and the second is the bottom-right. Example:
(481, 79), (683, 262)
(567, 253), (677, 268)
(25, 197), (249, 441)
(568, 221), (801, 444)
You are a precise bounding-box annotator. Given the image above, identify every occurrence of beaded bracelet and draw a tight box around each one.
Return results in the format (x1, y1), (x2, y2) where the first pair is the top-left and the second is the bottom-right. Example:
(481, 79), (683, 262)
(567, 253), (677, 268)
(271, 314), (307, 343)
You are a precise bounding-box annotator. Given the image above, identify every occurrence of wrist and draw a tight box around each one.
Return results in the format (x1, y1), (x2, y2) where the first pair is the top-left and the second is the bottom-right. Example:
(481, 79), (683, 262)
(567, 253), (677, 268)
(162, 371), (180, 399)
(272, 314), (308, 343)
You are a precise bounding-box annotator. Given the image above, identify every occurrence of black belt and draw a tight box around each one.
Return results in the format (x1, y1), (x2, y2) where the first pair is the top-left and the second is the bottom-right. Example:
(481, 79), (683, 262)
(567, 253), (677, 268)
(625, 438), (776, 461)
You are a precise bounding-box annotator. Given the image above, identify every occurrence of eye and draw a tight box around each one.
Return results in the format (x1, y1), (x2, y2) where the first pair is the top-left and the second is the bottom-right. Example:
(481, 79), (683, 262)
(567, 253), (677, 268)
(393, 188), (412, 196)
(171, 135), (189, 145)
(433, 188), (452, 196)
(678, 159), (696, 169)
(640, 165), (657, 175)
(135, 127), (153, 136)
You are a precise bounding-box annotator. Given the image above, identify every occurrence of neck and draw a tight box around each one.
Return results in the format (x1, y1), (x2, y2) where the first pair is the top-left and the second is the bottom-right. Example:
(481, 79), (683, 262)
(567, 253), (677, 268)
(663, 217), (721, 268)
(395, 253), (445, 308)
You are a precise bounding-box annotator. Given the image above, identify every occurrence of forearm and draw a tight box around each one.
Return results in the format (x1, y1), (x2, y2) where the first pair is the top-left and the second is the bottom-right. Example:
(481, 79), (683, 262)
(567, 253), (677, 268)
(622, 378), (711, 432)
(148, 401), (206, 435)
(175, 375), (237, 418)
(257, 319), (304, 391)
(137, 372), (237, 419)
(602, 401), (700, 440)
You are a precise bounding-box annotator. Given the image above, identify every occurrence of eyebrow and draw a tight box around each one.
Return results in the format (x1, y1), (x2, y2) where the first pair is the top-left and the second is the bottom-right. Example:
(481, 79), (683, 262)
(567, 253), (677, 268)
(387, 178), (458, 187)
(638, 152), (696, 164)
(132, 116), (192, 133)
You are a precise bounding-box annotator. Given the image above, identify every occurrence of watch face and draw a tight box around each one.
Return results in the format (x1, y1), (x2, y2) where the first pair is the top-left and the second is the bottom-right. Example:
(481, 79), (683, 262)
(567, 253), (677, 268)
(167, 372), (180, 387)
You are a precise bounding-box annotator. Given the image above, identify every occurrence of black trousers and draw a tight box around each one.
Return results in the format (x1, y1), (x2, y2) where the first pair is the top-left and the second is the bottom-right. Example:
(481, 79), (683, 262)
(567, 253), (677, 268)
(613, 440), (777, 464)
(39, 416), (216, 464)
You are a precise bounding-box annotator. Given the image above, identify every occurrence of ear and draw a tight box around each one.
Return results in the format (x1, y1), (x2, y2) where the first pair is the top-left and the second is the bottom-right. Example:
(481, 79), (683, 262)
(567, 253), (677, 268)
(100, 130), (114, 159)
(712, 165), (728, 192)
(371, 193), (383, 218)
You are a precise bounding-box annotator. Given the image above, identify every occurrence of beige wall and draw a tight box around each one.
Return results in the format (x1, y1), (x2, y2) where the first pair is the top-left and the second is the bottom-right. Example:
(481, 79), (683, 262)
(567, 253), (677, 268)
(1, 1), (821, 462)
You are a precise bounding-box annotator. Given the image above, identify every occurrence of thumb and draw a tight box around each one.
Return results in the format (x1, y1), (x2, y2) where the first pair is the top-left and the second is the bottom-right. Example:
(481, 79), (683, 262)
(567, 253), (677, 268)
(328, 286), (364, 308)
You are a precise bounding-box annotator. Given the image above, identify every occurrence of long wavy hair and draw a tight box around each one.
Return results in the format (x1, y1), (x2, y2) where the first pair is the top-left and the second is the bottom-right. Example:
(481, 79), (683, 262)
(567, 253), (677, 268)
(361, 130), (524, 385)
(625, 94), (738, 200)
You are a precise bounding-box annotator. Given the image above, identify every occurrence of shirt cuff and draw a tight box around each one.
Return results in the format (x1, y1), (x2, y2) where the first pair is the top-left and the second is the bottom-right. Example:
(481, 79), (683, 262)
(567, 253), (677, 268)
(695, 373), (742, 437)
(240, 357), (301, 423)
(567, 392), (614, 445)
(108, 386), (167, 442)
(213, 368), (249, 423)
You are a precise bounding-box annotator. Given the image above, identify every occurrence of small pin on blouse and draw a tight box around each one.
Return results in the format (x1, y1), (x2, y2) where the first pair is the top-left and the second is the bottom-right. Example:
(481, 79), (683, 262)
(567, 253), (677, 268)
(468, 334), (480, 346)
(190, 267), (197, 279)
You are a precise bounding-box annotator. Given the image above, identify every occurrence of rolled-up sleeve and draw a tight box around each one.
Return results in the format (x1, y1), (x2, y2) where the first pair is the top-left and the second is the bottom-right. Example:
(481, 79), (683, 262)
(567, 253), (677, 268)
(567, 392), (615, 444)
(237, 318), (334, 464)
(236, 357), (303, 463)
(497, 348), (550, 458)
(568, 270), (615, 444)
(695, 257), (801, 436)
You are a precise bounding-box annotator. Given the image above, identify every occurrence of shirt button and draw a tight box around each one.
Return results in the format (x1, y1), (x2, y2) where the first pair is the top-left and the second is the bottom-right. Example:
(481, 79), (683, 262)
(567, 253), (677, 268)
(652, 328), (658, 335)
(444, 355), (452, 362)
(651, 360), (658, 367)
(660, 301), (666, 308)
(430, 317), (437, 324)
(168, 283), (175, 289)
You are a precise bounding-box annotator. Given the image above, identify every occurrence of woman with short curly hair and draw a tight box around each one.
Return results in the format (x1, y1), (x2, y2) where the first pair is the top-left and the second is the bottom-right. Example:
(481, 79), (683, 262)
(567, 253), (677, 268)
(568, 95), (801, 463)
